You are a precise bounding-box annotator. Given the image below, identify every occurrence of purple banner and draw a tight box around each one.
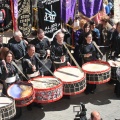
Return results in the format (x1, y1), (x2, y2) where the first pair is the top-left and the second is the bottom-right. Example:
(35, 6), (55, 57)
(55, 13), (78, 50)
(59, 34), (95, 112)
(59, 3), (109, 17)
(61, 0), (76, 23)
(79, 0), (103, 18)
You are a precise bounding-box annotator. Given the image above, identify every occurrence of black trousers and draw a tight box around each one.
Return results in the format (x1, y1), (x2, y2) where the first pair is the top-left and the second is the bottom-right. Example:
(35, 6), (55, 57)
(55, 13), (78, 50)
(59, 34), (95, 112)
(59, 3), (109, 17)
(85, 83), (96, 93)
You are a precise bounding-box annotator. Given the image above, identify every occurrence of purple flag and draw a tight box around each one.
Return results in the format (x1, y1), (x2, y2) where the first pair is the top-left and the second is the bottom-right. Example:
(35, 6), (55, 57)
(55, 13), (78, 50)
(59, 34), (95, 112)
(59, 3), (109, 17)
(61, 0), (76, 23)
(79, 0), (103, 18)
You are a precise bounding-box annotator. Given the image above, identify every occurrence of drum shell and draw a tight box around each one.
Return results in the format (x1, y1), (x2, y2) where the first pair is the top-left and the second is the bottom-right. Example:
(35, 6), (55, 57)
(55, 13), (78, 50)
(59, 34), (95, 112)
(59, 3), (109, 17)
(54, 66), (86, 95)
(29, 76), (63, 103)
(0, 97), (16, 120)
(82, 61), (111, 84)
(7, 83), (35, 107)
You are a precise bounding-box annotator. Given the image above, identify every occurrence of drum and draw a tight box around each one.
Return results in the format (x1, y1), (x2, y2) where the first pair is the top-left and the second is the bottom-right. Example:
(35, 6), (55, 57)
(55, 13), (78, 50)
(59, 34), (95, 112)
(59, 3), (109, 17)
(0, 97), (16, 120)
(82, 60), (111, 84)
(0, 83), (3, 96)
(108, 60), (120, 80)
(54, 66), (86, 95)
(7, 83), (35, 107)
(53, 61), (66, 70)
(29, 76), (63, 103)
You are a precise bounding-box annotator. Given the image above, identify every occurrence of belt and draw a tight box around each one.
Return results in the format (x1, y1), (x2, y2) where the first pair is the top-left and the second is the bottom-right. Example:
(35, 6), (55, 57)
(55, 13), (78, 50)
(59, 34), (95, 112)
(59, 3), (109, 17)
(27, 71), (40, 78)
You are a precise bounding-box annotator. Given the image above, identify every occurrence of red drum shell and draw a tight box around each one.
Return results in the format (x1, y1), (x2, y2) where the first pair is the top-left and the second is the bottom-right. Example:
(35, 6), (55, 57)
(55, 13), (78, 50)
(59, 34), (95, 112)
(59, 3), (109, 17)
(7, 83), (35, 107)
(29, 76), (63, 103)
(54, 66), (86, 95)
(82, 60), (111, 84)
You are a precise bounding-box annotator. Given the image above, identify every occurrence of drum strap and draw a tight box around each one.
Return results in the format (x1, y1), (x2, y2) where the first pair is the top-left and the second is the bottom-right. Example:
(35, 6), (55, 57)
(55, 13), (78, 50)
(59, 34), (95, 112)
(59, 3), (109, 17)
(11, 61), (28, 80)
(92, 41), (103, 57)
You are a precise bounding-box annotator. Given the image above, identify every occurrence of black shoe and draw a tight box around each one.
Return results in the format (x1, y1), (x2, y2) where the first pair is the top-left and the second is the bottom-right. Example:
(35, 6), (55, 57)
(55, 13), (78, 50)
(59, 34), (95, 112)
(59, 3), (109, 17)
(34, 103), (44, 109)
(90, 90), (95, 94)
(27, 105), (32, 111)
(84, 91), (89, 95)
(62, 95), (71, 99)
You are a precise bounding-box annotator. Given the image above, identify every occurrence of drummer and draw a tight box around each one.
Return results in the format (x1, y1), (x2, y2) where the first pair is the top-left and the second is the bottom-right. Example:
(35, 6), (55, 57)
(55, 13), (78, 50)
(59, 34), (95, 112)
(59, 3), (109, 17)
(0, 50), (20, 94)
(50, 32), (71, 70)
(22, 44), (43, 79)
(0, 50), (22, 119)
(80, 32), (101, 94)
(30, 28), (50, 59)
(22, 44), (43, 110)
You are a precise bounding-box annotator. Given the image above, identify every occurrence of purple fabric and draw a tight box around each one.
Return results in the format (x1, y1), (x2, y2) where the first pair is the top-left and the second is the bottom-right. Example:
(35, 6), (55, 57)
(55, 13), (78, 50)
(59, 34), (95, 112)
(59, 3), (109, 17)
(79, 0), (103, 18)
(13, 0), (18, 19)
(61, 0), (76, 23)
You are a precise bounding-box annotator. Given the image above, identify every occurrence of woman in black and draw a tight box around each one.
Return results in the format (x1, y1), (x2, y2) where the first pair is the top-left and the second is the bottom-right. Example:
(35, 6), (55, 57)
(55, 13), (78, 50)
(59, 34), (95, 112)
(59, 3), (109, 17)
(80, 32), (101, 94)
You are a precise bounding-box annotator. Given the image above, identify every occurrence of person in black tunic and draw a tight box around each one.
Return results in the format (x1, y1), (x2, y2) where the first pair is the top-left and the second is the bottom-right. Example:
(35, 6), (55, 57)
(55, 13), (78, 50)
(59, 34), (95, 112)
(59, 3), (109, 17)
(22, 44), (43, 110)
(0, 50), (21, 119)
(80, 32), (101, 94)
(50, 32), (71, 70)
(8, 31), (27, 60)
(111, 22), (120, 97)
(22, 44), (43, 79)
(30, 29), (50, 59)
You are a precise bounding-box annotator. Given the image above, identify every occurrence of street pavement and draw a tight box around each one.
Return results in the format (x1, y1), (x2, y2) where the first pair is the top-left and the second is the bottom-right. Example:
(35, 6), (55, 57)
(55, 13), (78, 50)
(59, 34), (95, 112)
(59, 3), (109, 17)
(16, 82), (120, 120)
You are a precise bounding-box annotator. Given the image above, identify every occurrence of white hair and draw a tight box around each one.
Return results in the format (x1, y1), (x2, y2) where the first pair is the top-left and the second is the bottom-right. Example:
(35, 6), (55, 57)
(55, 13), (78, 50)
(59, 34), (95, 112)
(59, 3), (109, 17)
(13, 31), (22, 37)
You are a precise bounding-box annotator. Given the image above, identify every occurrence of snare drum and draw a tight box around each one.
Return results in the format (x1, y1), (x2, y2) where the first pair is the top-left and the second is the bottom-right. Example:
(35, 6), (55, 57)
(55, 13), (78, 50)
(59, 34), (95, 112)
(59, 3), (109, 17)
(29, 76), (63, 103)
(0, 97), (16, 120)
(82, 60), (111, 84)
(108, 60), (120, 80)
(54, 66), (86, 95)
(7, 83), (35, 107)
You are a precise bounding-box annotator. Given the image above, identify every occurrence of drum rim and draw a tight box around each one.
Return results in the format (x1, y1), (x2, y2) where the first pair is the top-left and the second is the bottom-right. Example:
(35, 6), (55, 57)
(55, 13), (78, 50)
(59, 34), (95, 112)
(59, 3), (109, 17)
(7, 83), (34, 100)
(54, 66), (86, 83)
(0, 97), (15, 109)
(16, 90), (35, 107)
(28, 76), (63, 90)
(82, 60), (111, 74)
(108, 60), (120, 67)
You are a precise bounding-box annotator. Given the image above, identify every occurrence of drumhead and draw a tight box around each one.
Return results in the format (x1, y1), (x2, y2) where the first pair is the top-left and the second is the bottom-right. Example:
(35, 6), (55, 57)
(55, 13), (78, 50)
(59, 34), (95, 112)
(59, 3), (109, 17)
(0, 97), (12, 107)
(82, 62), (110, 72)
(108, 60), (120, 67)
(54, 66), (84, 82)
(30, 77), (61, 89)
(7, 84), (32, 99)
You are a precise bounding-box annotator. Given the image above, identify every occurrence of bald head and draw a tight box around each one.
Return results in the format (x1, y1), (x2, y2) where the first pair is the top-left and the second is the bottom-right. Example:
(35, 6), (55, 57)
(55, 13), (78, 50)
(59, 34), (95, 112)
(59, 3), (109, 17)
(91, 111), (101, 120)
(56, 32), (64, 45)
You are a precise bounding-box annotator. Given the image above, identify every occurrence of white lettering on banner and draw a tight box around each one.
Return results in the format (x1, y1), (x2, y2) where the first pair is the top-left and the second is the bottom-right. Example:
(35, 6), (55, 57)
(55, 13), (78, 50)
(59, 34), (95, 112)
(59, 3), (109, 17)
(44, 23), (60, 34)
(44, 5), (56, 23)
(42, 0), (60, 5)
(114, 0), (120, 22)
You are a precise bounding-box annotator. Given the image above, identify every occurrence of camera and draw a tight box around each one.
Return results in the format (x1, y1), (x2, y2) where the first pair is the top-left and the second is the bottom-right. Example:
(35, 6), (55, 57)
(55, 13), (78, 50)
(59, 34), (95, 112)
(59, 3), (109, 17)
(73, 102), (87, 120)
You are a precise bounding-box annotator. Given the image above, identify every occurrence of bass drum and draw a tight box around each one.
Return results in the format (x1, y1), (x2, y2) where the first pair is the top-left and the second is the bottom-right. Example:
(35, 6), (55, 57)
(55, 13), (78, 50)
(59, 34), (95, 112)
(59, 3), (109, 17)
(54, 66), (86, 95)
(82, 60), (111, 84)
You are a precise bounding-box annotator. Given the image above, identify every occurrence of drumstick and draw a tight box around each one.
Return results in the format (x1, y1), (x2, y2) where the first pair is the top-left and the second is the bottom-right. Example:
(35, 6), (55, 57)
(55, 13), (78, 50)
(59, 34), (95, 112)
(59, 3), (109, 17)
(33, 79), (59, 85)
(25, 59), (33, 67)
(63, 43), (82, 71)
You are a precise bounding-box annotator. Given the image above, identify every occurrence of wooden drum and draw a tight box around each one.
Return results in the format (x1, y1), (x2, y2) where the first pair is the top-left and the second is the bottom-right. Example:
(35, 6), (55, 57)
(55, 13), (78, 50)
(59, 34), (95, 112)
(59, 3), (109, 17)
(0, 97), (16, 120)
(82, 60), (111, 84)
(54, 66), (86, 95)
(29, 76), (63, 103)
(7, 83), (35, 107)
